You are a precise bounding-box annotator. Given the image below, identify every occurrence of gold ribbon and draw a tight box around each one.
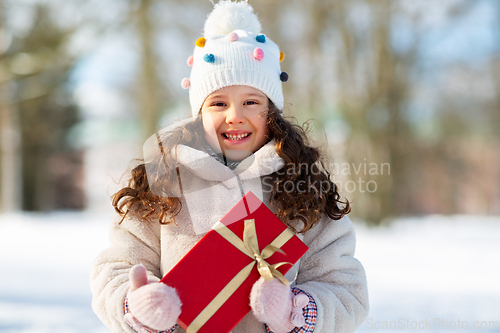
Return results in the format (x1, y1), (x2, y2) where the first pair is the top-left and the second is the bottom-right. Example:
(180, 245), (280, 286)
(186, 219), (295, 333)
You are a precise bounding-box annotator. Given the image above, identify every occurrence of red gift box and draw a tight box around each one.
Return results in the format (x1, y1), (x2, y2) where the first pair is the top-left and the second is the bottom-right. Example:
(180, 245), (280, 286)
(160, 191), (309, 333)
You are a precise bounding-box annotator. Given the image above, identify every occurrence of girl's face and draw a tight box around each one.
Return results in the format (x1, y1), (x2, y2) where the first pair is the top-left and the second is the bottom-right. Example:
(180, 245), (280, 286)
(201, 85), (269, 161)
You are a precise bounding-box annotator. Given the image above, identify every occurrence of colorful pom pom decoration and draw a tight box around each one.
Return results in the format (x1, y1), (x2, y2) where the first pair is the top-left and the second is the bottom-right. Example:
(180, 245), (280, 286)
(280, 72), (289, 82)
(187, 55), (194, 67)
(204, 54), (215, 63)
(256, 34), (266, 43)
(196, 37), (206, 48)
(228, 32), (239, 42)
(253, 47), (264, 61)
(280, 51), (285, 62)
(181, 78), (191, 89)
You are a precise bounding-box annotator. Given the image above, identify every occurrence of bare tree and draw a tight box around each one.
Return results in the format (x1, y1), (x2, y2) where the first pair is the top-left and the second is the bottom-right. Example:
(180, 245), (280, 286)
(135, 0), (163, 138)
(1, 2), (84, 211)
(0, 3), (22, 212)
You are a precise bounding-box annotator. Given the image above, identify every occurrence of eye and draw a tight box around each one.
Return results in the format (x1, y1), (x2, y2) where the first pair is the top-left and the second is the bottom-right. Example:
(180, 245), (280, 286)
(211, 101), (226, 107)
(244, 100), (259, 105)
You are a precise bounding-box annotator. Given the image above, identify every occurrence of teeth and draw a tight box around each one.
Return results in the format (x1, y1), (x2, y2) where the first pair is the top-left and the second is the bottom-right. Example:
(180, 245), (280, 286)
(225, 133), (250, 140)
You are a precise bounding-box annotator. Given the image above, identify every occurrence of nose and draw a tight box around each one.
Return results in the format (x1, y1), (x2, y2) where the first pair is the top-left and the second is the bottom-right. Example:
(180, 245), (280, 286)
(225, 105), (245, 124)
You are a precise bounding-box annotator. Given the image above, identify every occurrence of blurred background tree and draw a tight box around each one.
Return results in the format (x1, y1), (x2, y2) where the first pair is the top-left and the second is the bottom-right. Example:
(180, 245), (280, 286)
(1, 0), (499, 224)
(1, 2), (84, 211)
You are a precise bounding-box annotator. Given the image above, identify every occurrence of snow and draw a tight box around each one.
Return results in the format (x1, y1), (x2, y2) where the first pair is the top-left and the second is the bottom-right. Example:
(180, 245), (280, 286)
(354, 215), (500, 332)
(0, 212), (499, 332)
(0, 212), (111, 333)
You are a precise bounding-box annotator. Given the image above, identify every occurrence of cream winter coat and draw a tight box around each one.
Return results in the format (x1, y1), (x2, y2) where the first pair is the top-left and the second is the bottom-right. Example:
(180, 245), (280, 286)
(90, 140), (369, 333)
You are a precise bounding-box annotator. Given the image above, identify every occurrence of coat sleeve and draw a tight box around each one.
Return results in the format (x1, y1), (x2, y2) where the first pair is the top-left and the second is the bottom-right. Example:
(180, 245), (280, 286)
(295, 215), (369, 333)
(90, 213), (163, 333)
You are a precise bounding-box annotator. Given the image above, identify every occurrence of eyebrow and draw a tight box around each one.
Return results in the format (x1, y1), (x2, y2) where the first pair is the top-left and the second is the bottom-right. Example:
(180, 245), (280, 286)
(207, 94), (226, 100)
(208, 93), (266, 100)
(246, 93), (266, 99)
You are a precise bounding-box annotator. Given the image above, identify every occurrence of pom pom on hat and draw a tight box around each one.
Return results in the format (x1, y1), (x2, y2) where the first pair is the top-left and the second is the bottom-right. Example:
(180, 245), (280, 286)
(187, 55), (194, 67)
(228, 32), (239, 42)
(280, 72), (289, 82)
(253, 47), (264, 61)
(181, 78), (191, 89)
(204, 54), (215, 63)
(196, 37), (206, 47)
(204, 0), (262, 36)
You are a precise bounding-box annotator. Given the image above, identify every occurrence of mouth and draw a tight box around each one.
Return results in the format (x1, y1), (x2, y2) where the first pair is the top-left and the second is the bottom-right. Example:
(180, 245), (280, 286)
(222, 132), (251, 141)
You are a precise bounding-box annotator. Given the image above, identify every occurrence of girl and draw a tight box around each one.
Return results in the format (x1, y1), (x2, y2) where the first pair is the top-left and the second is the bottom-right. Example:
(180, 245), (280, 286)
(91, 1), (369, 333)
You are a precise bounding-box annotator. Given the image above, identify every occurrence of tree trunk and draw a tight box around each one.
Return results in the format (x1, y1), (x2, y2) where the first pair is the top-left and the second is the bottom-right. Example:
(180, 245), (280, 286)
(0, 82), (22, 212)
(136, 0), (162, 138)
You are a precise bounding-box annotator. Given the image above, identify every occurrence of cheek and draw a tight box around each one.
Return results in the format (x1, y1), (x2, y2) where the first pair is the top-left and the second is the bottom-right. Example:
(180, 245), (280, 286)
(202, 112), (215, 134)
(251, 116), (269, 151)
(254, 114), (269, 137)
(202, 112), (222, 150)
(257, 124), (269, 145)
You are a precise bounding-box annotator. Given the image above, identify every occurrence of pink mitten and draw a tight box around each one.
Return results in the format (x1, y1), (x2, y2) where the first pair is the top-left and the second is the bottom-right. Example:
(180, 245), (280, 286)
(125, 264), (182, 331)
(250, 277), (309, 333)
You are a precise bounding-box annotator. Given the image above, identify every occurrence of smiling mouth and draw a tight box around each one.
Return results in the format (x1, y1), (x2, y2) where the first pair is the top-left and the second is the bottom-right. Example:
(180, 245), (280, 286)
(223, 133), (251, 141)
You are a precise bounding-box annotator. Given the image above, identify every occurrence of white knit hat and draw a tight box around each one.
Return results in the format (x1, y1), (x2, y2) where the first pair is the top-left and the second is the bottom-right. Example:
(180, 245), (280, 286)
(181, 1), (288, 117)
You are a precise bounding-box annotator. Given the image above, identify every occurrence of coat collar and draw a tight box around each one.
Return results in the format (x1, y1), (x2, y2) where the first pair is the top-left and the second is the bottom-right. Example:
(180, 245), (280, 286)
(175, 140), (284, 183)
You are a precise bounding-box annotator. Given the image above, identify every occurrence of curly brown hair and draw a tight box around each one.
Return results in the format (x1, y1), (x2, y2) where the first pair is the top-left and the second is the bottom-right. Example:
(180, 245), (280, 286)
(112, 102), (350, 233)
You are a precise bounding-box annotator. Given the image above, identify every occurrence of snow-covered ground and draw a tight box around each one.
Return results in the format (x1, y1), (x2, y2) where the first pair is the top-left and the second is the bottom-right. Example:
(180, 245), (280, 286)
(355, 215), (500, 333)
(0, 212), (499, 332)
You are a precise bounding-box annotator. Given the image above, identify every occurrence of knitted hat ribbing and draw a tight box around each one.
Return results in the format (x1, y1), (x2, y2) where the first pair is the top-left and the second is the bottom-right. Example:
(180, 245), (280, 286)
(182, 1), (286, 117)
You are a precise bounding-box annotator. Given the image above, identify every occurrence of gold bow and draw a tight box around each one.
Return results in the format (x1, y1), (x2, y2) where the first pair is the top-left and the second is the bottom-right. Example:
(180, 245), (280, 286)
(242, 219), (293, 284)
(186, 219), (295, 333)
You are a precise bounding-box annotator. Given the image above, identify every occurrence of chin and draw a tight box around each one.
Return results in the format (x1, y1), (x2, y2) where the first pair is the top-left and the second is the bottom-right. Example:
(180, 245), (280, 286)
(224, 149), (252, 162)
